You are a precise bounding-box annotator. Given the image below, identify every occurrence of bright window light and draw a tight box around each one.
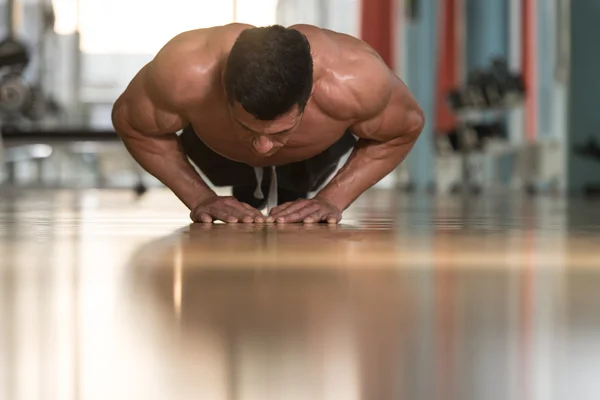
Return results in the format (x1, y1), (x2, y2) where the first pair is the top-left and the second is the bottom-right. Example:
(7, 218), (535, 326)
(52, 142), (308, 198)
(52, 0), (78, 35)
(53, 0), (278, 54)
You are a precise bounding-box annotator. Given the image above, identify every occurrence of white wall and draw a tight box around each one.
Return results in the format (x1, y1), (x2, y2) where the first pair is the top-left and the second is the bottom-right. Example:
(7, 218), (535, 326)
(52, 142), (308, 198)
(56, 0), (278, 127)
(325, 0), (360, 36)
(276, 0), (360, 37)
(276, 0), (320, 27)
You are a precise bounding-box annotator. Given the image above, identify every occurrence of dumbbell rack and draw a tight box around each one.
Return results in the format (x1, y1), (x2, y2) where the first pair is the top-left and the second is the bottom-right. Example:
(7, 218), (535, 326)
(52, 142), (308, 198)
(452, 107), (511, 195)
(445, 57), (526, 195)
(0, 127), (4, 184)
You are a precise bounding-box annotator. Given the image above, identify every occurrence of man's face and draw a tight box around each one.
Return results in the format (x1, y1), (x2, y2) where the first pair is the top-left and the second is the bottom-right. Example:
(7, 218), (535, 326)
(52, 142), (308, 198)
(229, 102), (303, 158)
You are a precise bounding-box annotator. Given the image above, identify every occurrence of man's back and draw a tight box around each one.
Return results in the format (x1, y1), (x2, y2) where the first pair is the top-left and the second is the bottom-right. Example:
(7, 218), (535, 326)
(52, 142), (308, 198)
(114, 23), (396, 166)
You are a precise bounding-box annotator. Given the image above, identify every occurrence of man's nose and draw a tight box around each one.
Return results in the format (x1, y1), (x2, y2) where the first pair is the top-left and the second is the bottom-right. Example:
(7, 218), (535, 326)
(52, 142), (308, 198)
(253, 136), (274, 154)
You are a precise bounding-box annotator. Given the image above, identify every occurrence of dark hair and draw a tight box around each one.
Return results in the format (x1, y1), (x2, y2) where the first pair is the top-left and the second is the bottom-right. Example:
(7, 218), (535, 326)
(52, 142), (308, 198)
(224, 25), (313, 120)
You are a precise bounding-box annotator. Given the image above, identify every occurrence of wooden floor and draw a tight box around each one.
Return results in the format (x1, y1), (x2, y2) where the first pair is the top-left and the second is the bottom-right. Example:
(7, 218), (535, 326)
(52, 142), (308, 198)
(1, 187), (600, 400)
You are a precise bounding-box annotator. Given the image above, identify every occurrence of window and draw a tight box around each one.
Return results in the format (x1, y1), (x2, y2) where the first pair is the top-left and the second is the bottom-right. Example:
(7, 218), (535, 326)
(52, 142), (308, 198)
(53, 0), (278, 54)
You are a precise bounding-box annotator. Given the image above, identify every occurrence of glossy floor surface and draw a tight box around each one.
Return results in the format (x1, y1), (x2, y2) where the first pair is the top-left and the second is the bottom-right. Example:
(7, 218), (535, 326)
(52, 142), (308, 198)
(1, 187), (600, 400)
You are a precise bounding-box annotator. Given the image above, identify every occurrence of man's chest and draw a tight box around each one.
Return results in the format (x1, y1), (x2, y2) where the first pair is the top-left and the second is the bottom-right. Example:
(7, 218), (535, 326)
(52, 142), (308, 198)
(187, 109), (352, 167)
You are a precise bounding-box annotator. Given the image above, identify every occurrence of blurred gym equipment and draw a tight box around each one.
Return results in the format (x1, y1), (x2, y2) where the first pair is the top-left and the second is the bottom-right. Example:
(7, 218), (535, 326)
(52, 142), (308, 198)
(0, 0), (145, 195)
(0, 0), (62, 130)
(446, 58), (525, 112)
(575, 138), (600, 161)
(574, 138), (600, 196)
(441, 58), (526, 195)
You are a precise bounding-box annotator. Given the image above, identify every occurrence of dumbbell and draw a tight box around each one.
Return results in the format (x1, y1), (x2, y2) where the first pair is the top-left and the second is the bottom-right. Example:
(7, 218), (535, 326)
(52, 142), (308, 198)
(22, 85), (46, 121)
(467, 68), (506, 109)
(465, 69), (490, 109)
(574, 138), (600, 162)
(447, 89), (471, 111)
(481, 71), (504, 107)
(0, 37), (30, 73)
(490, 58), (526, 100)
(489, 58), (511, 99)
(0, 72), (31, 115)
(471, 122), (508, 149)
(509, 72), (526, 96)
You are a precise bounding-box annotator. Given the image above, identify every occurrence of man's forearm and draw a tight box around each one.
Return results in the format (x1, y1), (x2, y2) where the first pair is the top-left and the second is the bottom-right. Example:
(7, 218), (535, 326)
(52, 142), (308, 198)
(316, 137), (416, 211)
(119, 131), (216, 210)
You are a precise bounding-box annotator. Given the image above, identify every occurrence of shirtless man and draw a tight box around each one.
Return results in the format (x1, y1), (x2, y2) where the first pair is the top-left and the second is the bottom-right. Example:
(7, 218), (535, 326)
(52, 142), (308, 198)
(111, 24), (424, 224)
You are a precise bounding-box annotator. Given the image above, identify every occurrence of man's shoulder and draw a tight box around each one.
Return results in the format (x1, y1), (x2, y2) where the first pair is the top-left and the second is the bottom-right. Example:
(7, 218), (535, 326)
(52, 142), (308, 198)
(312, 39), (395, 122)
(146, 24), (253, 107)
(157, 22), (254, 52)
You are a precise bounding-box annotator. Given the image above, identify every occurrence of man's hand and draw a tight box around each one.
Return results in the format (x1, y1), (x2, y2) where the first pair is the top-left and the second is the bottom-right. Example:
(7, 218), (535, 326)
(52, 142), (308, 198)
(267, 197), (342, 224)
(191, 195), (265, 224)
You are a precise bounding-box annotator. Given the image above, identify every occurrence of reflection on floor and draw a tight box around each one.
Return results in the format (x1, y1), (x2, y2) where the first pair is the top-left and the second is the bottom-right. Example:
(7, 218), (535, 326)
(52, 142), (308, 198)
(1, 188), (600, 400)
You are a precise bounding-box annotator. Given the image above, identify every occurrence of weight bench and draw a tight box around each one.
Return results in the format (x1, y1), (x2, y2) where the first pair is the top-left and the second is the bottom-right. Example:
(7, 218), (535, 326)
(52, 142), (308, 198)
(0, 127), (147, 195)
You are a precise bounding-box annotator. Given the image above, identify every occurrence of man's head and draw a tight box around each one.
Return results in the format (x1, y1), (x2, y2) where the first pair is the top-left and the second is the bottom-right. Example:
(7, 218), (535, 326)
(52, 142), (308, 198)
(224, 25), (313, 156)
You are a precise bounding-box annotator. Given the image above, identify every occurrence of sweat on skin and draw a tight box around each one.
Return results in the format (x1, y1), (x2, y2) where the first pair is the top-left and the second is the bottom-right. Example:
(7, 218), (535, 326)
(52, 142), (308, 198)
(111, 23), (424, 224)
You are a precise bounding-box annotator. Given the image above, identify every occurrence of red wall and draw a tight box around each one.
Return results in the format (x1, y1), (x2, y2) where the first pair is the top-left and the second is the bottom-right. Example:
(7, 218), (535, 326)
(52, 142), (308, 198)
(435, 0), (462, 134)
(360, 0), (396, 70)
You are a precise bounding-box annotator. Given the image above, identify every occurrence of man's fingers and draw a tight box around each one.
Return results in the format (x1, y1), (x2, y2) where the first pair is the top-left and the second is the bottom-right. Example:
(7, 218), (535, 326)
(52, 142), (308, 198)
(191, 196), (268, 224)
(229, 204), (264, 224)
(227, 207), (255, 223)
(194, 199), (339, 225)
(267, 202), (298, 223)
(191, 210), (213, 223)
(213, 209), (237, 223)
(271, 201), (309, 220)
(277, 204), (321, 223)
(237, 203), (264, 223)
(240, 202), (264, 217)
(270, 202), (293, 213)
(228, 205), (264, 224)
(303, 210), (327, 224)
(199, 213), (213, 223)
(326, 213), (341, 224)
(231, 205), (254, 220)
(267, 202), (293, 218)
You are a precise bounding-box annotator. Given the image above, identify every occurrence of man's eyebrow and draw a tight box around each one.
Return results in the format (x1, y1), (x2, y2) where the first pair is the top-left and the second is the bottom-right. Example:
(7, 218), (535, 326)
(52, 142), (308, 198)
(235, 119), (294, 135)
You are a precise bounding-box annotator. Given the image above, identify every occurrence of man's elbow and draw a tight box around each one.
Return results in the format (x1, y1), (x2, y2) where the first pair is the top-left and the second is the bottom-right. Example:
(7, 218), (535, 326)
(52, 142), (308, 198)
(406, 104), (425, 139)
(111, 97), (130, 137)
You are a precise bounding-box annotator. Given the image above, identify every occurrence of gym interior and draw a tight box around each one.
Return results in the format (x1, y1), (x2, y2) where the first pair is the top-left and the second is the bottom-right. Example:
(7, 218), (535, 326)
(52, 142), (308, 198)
(1, 0), (599, 399)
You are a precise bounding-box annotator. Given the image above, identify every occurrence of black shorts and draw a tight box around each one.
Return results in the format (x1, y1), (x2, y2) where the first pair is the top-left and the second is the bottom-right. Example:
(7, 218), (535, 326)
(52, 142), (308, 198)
(179, 125), (356, 196)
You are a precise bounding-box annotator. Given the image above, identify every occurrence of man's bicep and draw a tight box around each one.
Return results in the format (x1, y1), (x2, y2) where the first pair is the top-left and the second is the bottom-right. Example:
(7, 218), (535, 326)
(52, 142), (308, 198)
(115, 96), (186, 137)
(351, 80), (424, 143)
(112, 68), (187, 137)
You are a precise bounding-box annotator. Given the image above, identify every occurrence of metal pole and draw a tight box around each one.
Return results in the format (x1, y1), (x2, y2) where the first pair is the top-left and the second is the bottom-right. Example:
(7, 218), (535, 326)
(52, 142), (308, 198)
(233, 0), (237, 22)
(73, 0), (83, 125)
(6, 0), (19, 38)
(36, 0), (47, 87)
(318, 0), (328, 28)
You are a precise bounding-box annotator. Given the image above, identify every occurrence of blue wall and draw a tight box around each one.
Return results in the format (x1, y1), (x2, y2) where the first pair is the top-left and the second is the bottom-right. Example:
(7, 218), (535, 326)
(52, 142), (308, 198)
(568, 1), (600, 193)
(465, 0), (509, 71)
(537, 0), (555, 139)
(403, 0), (438, 190)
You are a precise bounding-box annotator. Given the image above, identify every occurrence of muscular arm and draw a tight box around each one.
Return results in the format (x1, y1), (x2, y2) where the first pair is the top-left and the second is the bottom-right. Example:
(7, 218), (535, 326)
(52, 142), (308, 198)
(316, 60), (424, 211)
(111, 56), (216, 210)
(268, 49), (423, 224)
